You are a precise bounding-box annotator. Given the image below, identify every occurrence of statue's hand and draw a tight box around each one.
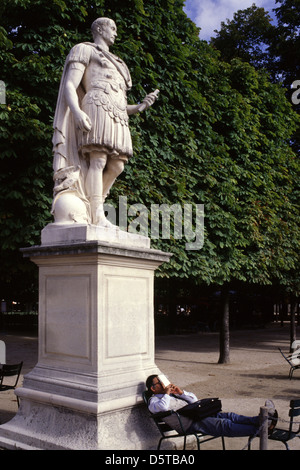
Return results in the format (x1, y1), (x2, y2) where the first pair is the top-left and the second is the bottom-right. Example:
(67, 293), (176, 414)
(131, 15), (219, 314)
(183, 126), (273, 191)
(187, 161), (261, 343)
(139, 89), (159, 112)
(75, 110), (92, 132)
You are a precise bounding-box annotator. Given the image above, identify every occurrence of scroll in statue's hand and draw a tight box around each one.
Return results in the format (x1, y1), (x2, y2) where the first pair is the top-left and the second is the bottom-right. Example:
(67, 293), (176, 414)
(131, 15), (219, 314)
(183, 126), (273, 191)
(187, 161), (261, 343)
(139, 89), (159, 112)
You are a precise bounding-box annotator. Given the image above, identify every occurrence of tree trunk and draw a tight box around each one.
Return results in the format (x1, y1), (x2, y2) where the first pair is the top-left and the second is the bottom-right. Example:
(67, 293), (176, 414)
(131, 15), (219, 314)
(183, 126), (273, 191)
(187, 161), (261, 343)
(290, 298), (297, 352)
(218, 287), (230, 364)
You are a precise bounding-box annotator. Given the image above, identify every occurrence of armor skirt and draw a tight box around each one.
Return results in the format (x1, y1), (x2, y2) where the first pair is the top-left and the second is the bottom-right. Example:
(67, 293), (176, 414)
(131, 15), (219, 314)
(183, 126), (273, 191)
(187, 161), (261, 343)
(78, 86), (133, 160)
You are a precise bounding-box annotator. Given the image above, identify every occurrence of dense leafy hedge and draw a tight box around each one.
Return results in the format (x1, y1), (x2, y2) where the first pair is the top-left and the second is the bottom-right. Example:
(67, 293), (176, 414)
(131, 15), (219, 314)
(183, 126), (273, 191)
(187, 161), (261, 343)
(0, 0), (299, 303)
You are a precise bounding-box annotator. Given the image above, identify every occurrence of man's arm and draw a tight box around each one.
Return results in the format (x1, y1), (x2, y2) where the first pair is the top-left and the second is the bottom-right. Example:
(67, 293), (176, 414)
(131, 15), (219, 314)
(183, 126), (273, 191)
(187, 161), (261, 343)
(148, 385), (198, 414)
(174, 390), (198, 404)
(166, 384), (198, 403)
(148, 394), (173, 414)
(127, 90), (159, 115)
(64, 66), (92, 132)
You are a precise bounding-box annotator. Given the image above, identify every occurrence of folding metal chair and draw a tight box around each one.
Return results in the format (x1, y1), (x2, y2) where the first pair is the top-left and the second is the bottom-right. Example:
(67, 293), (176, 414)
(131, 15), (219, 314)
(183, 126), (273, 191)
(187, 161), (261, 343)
(143, 390), (225, 450)
(0, 362), (23, 407)
(278, 347), (300, 380)
(269, 399), (300, 450)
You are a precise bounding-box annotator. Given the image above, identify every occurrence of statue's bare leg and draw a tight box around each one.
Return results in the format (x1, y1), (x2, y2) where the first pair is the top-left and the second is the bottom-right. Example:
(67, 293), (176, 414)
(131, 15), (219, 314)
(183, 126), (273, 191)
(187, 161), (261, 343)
(102, 157), (125, 200)
(85, 150), (107, 225)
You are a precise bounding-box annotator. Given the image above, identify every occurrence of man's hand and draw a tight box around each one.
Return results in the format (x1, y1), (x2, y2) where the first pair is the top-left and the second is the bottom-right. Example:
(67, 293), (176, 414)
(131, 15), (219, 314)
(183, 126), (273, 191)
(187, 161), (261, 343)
(163, 383), (183, 395)
(138, 89), (159, 112)
(170, 384), (183, 395)
(127, 90), (159, 115)
(74, 110), (92, 132)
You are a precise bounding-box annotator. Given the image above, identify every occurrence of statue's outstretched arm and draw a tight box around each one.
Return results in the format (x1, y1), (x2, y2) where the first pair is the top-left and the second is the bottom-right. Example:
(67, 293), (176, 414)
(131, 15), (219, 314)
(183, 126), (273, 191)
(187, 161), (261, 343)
(127, 89), (159, 115)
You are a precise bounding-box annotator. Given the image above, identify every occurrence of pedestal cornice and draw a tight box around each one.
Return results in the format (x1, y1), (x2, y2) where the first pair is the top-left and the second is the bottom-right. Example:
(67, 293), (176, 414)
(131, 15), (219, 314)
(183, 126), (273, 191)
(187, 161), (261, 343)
(21, 240), (172, 266)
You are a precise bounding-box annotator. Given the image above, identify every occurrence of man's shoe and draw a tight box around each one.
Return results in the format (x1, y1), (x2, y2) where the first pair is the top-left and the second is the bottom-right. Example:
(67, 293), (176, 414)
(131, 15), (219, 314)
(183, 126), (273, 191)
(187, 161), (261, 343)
(265, 399), (275, 412)
(268, 409), (278, 435)
(265, 400), (278, 435)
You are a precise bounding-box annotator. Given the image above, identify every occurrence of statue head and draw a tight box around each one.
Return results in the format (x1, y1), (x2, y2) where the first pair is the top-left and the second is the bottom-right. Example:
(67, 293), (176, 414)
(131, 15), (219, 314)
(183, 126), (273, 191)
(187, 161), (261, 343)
(91, 17), (116, 41)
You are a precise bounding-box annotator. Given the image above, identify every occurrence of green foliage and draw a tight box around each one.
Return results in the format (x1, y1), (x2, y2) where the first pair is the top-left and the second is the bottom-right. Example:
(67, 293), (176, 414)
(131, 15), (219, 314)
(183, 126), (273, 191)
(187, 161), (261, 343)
(212, 0), (300, 156)
(210, 0), (300, 293)
(270, 0), (300, 85)
(210, 4), (276, 68)
(211, 1), (300, 85)
(0, 0), (299, 302)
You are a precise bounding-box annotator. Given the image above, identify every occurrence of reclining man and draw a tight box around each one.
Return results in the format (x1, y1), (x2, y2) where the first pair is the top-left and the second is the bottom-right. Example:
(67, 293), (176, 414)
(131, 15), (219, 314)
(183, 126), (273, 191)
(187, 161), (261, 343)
(146, 375), (278, 438)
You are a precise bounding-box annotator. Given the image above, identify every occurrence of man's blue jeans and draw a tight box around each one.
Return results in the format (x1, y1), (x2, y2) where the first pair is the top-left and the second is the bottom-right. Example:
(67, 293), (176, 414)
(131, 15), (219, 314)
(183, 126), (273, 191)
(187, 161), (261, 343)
(188, 412), (260, 437)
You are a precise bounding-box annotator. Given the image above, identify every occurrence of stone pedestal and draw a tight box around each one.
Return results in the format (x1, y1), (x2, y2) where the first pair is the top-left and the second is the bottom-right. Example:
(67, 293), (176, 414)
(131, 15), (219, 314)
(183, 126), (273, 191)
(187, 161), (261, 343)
(0, 225), (171, 450)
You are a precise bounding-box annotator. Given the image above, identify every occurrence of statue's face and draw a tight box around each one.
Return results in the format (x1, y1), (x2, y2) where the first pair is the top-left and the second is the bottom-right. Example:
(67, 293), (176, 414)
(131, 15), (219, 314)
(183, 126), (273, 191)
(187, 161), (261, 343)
(100, 21), (117, 46)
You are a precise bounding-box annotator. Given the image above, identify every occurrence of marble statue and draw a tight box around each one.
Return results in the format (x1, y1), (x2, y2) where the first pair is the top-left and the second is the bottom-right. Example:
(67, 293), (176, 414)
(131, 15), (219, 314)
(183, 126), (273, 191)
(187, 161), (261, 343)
(52, 17), (158, 226)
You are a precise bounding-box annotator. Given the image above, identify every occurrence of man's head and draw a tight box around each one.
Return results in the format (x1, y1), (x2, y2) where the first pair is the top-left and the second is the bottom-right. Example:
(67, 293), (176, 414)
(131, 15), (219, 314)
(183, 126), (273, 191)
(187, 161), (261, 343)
(146, 374), (164, 395)
(91, 18), (117, 45)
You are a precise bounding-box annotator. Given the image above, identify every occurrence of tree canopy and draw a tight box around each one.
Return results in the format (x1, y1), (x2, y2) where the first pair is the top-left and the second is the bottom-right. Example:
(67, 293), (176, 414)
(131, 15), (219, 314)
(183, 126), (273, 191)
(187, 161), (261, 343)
(211, 1), (300, 155)
(210, 0), (300, 296)
(0, 0), (299, 305)
(211, 0), (300, 86)
(210, 4), (276, 69)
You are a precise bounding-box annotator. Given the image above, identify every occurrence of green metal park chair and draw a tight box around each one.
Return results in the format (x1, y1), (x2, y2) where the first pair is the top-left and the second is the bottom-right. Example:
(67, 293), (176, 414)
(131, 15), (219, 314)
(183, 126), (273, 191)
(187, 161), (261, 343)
(142, 390), (225, 450)
(268, 399), (300, 450)
(0, 362), (23, 407)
